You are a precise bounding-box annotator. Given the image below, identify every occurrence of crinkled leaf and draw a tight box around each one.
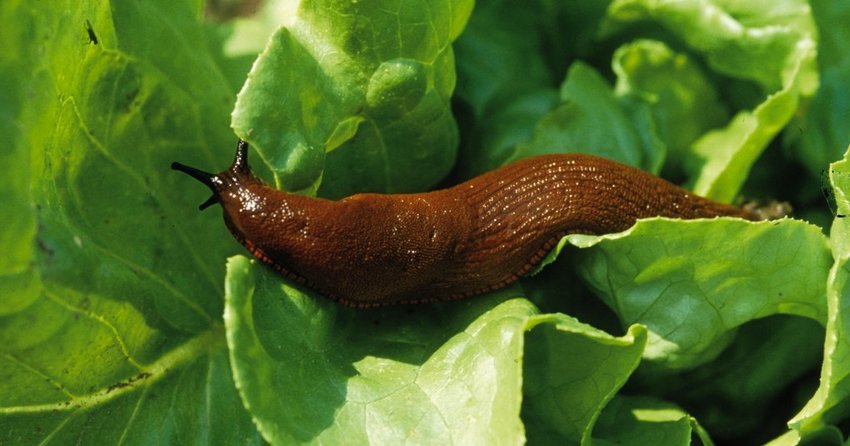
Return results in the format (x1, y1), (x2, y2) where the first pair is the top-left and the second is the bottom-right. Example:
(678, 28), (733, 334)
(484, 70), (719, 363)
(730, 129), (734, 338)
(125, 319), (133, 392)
(2, 0), (844, 444)
(605, 0), (818, 201)
(225, 256), (649, 445)
(521, 318), (647, 445)
(552, 218), (830, 369)
(231, 0), (473, 197)
(0, 0), (261, 442)
(790, 146), (850, 436)
(225, 256), (531, 445)
(604, 0), (817, 94)
(612, 39), (728, 175)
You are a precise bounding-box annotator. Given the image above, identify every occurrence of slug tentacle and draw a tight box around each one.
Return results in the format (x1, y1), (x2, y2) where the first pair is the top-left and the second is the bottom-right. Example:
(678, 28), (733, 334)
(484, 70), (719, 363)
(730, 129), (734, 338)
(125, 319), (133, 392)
(171, 139), (258, 210)
(173, 140), (777, 307)
(231, 139), (251, 177)
(170, 162), (221, 210)
(170, 162), (215, 189)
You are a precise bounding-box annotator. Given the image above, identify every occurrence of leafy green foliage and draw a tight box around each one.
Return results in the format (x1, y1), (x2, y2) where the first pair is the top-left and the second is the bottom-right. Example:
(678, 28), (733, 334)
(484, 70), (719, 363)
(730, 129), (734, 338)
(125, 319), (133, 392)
(593, 396), (713, 446)
(565, 218), (830, 369)
(790, 152), (850, 433)
(0, 0), (260, 443)
(521, 318), (646, 444)
(514, 62), (661, 171)
(3, 0), (850, 444)
(225, 256), (646, 444)
(231, 0), (473, 197)
(226, 258), (530, 444)
(786, 0), (850, 177)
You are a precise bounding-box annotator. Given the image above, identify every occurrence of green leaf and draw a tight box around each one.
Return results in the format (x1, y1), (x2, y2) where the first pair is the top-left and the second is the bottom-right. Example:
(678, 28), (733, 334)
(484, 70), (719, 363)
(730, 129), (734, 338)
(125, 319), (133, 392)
(2, 0), (843, 443)
(612, 40), (728, 175)
(451, 0), (563, 177)
(1, 326), (262, 445)
(790, 146), (850, 436)
(513, 62), (661, 171)
(455, 89), (559, 178)
(226, 257), (648, 445)
(560, 218), (830, 369)
(592, 396), (713, 446)
(628, 316), (824, 441)
(0, 0), (261, 442)
(0, 0), (37, 314)
(521, 319), (647, 445)
(220, 0), (300, 58)
(452, 0), (616, 177)
(785, 0), (850, 177)
(231, 0), (474, 197)
(604, 0), (817, 94)
(687, 78), (806, 202)
(225, 256), (531, 444)
(605, 0), (818, 201)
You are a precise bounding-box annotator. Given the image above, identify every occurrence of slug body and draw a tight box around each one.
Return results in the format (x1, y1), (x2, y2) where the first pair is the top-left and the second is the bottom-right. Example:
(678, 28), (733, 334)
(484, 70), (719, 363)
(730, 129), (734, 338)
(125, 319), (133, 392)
(172, 140), (760, 307)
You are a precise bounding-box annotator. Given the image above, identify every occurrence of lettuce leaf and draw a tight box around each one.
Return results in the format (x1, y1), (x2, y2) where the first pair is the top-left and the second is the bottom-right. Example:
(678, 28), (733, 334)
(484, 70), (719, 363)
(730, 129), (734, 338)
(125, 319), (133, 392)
(789, 148), (850, 435)
(0, 0), (262, 443)
(593, 396), (713, 446)
(785, 0), (850, 178)
(225, 256), (647, 444)
(231, 0), (473, 197)
(562, 218), (830, 369)
(3, 0), (850, 444)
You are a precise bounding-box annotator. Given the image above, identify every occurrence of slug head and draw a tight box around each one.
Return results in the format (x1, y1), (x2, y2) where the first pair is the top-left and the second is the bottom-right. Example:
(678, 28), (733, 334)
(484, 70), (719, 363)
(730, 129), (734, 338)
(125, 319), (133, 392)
(171, 139), (258, 210)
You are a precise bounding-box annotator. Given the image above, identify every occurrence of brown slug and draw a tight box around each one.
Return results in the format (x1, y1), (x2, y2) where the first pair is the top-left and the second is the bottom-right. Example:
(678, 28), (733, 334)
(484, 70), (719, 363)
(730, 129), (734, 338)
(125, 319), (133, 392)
(172, 140), (764, 307)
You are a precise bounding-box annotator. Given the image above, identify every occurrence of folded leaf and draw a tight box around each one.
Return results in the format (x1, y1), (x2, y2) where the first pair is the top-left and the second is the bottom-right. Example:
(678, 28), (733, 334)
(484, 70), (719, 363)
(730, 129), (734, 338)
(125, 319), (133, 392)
(592, 396), (713, 446)
(521, 318), (647, 445)
(605, 0), (818, 202)
(225, 256), (531, 444)
(514, 62), (660, 171)
(559, 218), (830, 369)
(790, 146), (850, 436)
(231, 0), (473, 197)
(226, 256), (649, 445)
(612, 40), (728, 176)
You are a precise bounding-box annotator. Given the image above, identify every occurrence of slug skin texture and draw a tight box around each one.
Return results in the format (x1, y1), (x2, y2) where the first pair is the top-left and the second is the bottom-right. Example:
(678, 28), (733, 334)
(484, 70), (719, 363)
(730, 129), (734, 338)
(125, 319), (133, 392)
(172, 140), (762, 307)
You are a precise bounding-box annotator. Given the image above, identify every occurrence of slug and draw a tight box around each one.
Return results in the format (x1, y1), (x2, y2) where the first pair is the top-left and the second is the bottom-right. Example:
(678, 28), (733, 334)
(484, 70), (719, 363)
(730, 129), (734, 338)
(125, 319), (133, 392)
(172, 140), (765, 307)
